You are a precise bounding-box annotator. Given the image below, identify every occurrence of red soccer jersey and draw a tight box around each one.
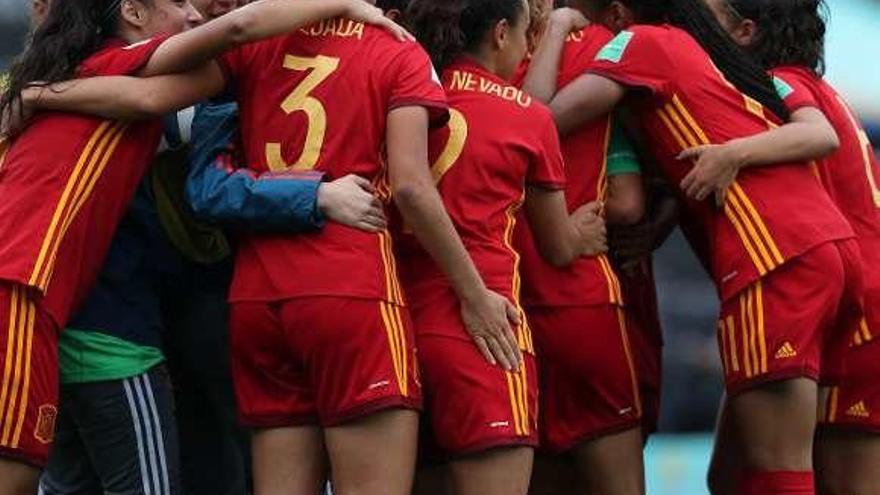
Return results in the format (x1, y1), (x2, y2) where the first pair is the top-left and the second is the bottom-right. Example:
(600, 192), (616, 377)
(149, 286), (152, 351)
(588, 25), (853, 301)
(219, 20), (447, 304)
(514, 25), (624, 308)
(397, 58), (565, 347)
(772, 65), (880, 340)
(0, 37), (167, 326)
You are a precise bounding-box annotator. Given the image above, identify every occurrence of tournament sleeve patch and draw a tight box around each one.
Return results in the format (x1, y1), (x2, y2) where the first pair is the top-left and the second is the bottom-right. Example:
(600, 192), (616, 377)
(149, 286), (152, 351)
(595, 31), (635, 63)
(773, 76), (795, 99)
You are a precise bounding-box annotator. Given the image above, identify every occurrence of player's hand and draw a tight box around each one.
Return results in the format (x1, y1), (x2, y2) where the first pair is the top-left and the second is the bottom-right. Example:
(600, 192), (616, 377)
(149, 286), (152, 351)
(0, 88), (37, 140)
(679, 144), (743, 206)
(317, 174), (387, 233)
(346, 0), (414, 41)
(548, 7), (589, 33)
(571, 201), (608, 256)
(460, 289), (523, 371)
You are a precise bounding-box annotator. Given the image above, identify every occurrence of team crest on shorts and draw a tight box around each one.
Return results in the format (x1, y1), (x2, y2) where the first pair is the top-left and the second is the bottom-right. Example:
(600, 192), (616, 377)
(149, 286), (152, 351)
(33, 404), (57, 444)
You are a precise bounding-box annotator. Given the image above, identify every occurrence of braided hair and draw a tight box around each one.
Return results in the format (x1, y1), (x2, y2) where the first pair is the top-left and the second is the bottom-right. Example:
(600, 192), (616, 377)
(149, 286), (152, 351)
(406, 0), (527, 72)
(728, 0), (828, 75)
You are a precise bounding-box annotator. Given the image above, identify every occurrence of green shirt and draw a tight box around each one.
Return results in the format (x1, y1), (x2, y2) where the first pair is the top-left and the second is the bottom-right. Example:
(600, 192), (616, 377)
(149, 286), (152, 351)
(607, 122), (642, 176)
(59, 329), (164, 384)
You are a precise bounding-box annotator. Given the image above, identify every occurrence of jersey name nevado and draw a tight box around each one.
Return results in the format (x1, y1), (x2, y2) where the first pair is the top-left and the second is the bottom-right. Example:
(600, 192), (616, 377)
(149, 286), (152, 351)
(448, 71), (532, 108)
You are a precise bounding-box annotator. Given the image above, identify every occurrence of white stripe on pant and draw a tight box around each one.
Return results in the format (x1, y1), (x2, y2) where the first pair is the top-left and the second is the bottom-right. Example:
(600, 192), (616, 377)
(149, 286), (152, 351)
(123, 375), (171, 495)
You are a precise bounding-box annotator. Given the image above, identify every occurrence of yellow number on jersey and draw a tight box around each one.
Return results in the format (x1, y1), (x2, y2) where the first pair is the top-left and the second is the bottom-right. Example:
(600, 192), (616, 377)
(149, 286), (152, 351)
(837, 95), (880, 208)
(431, 109), (468, 183)
(266, 55), (340, 172)
(400, 110), (468, 235)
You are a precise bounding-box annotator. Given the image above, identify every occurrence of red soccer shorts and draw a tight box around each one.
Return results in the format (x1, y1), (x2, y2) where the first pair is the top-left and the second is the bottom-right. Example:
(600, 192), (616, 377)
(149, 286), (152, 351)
(417, 334), (538, 454)
(820, 338), (880, 433)
(229, 297), (421, 427)
(407, 282), (537, 455)
(626, 310), (662, 436)
(619, 261), (664, 435)
(0, 282), (60, 467)
(717, 240), (863, 395)
(528, 304), (642, 453)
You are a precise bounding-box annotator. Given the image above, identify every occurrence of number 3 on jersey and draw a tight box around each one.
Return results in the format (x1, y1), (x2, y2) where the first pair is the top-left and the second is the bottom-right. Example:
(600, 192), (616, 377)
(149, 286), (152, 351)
(266, 55), (340, 172)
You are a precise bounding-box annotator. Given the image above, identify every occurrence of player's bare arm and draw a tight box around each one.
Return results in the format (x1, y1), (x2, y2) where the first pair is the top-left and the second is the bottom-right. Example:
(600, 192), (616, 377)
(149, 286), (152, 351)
(525, 188), (607, 265)
(140, 0), (410, 76)
(14, 0), (410, 125)
(679, 107), (840, 202)
(386, 106), (523, 371)
(606, 173), (646, 226)
(521, 7), (587, 103)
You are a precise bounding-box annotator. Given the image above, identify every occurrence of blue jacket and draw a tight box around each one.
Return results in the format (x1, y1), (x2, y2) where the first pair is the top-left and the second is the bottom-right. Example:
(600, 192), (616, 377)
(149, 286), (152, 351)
(68, 103), (324, 348)
(186, 101), (325, 231)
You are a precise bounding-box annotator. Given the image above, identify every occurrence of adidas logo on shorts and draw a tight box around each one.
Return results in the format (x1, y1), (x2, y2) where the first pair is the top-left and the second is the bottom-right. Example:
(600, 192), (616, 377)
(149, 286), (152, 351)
(846, 401), (871, 418)
(774, 342), (797, 359)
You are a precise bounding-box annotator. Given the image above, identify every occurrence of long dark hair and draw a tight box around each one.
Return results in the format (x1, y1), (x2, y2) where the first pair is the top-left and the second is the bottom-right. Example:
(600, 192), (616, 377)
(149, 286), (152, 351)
(587, 0), (790, 121)
(1, 0), (127, 122)
(406, 0), (527, 72)
(729, 0), (827, 75)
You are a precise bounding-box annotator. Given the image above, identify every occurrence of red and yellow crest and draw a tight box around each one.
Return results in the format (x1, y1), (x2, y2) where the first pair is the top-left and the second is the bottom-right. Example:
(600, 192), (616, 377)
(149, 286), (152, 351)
(33, 404), (57, 444)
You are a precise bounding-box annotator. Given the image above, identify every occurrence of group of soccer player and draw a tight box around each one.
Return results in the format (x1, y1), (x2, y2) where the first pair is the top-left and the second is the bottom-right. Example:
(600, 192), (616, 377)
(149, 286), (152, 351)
(0, 0), (878, 494)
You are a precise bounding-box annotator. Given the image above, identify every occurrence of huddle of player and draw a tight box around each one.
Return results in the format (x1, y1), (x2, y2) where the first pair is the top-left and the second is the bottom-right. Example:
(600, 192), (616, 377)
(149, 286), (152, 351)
(0, 0), (877, 495)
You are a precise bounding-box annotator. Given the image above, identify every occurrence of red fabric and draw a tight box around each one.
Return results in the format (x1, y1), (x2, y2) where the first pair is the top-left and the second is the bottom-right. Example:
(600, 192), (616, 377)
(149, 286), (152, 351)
(821, 336), (880, 433)
(229, 298), (421, 427)
(588, 25), (854, 302)
(0, 37), (166, 327)
(620, 260), (664, 434)
(773, 66), (880, 336)
(717, 240), (863, 395)
(0, 283), (61, 467)
(529, 304), (642, 453)
(397, 58), (563, 345)
(515, 25), (624, 308)
(417, 334), (538, 454)
(740, 471), (814, 495)
(221, 20), (448, 304)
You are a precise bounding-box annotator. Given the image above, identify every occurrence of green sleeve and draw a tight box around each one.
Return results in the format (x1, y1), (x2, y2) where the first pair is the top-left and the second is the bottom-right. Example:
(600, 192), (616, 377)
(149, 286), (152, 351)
(607, 121), (642, 176)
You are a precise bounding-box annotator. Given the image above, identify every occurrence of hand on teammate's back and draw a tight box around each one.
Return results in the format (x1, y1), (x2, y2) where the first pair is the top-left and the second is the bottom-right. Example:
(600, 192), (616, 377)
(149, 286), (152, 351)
(317, 174), (387, 232)
(571, 200), (608, 256)
(460, 290), (524, 371)
(0, 92), (35, 139)
(678, 143), (742, 206)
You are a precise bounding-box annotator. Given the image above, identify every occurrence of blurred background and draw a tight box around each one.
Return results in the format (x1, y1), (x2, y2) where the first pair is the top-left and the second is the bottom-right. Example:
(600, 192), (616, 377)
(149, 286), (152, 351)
(1, 0), (878, 493)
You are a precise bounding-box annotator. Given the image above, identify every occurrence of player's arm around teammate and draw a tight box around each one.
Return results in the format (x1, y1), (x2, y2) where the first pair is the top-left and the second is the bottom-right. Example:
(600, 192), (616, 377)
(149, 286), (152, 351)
(186, 100), (388, 233)
(4, 0), (409, 131)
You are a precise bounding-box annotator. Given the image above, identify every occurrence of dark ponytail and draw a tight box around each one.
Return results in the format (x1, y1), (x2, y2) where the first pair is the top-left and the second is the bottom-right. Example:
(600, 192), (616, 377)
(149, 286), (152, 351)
(1, 0), (124, 123)
(665, 0), (790, 121)
(406, 0), (526, 72)
(729, 0), (827, 75)
(584, 0), (790, 121)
